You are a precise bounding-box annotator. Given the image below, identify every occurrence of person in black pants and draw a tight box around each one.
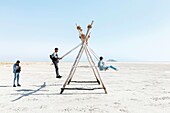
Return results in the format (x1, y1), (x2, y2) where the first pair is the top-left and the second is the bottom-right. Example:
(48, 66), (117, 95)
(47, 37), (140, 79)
(50, 48), (62, 78)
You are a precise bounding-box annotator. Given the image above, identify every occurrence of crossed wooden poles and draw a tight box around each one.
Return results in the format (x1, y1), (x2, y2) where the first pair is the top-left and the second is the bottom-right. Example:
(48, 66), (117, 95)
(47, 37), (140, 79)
(60, 21), (107, 94)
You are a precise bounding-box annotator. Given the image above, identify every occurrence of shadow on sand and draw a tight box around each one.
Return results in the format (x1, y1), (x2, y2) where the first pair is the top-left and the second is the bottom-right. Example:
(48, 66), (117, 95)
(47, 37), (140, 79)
(11, 82), (46, 102)
(0, 85), (11, 87)
(11, 82), (106, 102)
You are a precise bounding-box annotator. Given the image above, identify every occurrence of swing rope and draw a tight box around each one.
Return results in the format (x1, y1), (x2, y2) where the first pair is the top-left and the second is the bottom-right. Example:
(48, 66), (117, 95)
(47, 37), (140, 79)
(87, 46), (100, 61)
(61, 43), (82, 59)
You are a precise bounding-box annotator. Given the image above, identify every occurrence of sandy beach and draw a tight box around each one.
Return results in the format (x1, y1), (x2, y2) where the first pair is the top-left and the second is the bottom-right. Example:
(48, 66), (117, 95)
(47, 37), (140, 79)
(0, 62), (170, 113)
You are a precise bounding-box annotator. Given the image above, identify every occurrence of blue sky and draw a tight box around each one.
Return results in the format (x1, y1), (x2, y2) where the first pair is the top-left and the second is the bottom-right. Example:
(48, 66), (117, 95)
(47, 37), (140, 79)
(0, 0), (170, 62)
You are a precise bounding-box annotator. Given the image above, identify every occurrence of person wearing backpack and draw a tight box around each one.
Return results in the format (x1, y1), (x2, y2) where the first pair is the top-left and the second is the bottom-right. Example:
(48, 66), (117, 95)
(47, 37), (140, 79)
(50, 48), (62, 78)
(13, 60), (21, 87)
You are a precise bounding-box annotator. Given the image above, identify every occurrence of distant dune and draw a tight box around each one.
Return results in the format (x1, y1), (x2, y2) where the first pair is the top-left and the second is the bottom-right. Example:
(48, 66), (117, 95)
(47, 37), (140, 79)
(107, 59), (117, 62)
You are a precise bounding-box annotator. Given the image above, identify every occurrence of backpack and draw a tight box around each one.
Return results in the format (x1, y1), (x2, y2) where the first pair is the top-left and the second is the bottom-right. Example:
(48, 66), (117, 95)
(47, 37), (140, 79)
(49, 55), (57, 61)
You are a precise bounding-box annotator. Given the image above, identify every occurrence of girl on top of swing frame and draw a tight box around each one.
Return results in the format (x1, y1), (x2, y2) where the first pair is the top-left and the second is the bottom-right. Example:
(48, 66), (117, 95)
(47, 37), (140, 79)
(98, 56), (118, 71)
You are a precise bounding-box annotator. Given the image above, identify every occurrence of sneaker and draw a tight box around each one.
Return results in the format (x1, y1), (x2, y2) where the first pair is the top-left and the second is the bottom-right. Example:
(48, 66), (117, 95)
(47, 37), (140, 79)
(17, 84), (21, 87)
(13, 84), (16, 87)
(56, 75), (62, 78)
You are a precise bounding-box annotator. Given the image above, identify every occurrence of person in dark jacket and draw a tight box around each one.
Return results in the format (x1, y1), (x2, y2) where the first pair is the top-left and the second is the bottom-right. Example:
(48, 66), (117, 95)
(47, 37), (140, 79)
(50, 48), (62, 78)
(13, 60), (21, 87)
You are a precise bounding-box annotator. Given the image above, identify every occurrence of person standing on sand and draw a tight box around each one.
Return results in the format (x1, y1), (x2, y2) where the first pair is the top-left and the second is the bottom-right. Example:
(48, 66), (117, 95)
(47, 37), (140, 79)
(13, 60), (21, 87)
(50, 48), (62, 78)
(98, 56), (118, 71)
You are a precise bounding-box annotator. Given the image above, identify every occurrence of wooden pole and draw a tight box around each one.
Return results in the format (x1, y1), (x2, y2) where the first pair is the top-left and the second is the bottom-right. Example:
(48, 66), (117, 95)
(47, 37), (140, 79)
(60, 41), (86, 94)
(67, 21), (94, 84)
(85, 47), (107, 94)
(84, 46), (100, 84)
(67, 42), (86, 85)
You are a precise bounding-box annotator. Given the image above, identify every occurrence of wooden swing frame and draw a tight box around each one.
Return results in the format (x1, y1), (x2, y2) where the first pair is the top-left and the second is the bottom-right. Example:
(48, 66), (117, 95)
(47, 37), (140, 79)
(60, 21), (107, 94)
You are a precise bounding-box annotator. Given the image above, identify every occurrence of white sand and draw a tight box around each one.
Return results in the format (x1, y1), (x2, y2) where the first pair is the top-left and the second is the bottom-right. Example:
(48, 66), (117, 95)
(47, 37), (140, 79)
(0, 62), (170, 113)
